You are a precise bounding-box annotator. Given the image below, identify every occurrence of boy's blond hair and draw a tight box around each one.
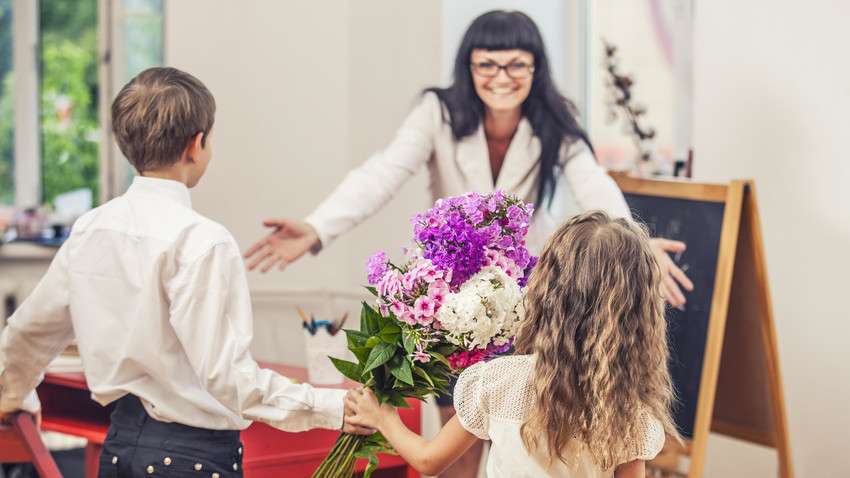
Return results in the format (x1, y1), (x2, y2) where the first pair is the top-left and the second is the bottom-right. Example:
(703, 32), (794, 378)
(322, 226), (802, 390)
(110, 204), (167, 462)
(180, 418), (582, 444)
(111, 67), (215, 173)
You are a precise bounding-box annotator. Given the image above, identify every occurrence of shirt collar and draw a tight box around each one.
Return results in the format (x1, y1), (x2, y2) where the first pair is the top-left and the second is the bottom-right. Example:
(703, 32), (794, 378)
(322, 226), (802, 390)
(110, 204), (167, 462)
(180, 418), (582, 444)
(126, 176), (193, 209)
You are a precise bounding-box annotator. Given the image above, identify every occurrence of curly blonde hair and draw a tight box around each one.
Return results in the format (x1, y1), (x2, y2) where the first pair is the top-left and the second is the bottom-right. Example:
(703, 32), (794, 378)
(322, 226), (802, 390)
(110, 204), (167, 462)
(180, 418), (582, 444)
(514, 210), (680, 469)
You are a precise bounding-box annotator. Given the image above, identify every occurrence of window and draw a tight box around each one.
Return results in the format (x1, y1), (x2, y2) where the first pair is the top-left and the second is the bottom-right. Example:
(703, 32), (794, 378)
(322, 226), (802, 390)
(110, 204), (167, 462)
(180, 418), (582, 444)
(588, 0), (693, 174)
(0, 0), (20, 206)
(0, 0), (162, 212)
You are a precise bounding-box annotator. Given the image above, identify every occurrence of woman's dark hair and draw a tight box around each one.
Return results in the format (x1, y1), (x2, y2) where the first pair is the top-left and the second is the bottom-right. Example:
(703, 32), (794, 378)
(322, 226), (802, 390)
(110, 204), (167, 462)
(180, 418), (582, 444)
(426, 10), (593, 208)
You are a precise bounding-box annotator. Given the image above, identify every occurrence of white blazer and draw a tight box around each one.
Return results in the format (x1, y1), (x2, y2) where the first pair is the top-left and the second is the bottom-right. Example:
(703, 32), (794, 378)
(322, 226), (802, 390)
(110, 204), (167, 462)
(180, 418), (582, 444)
(305, 92), (630, 255)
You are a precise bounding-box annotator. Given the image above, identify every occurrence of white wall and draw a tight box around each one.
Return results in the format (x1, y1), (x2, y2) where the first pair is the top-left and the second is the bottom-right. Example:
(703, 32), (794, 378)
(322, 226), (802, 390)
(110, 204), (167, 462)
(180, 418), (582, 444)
(162, 1), (850, 476)
(164, 1), (439, 365)
(693, 1), (850, 476)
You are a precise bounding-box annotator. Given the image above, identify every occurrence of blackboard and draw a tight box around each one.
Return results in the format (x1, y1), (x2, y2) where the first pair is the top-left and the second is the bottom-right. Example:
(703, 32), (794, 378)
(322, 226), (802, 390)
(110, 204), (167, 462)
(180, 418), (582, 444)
(611, 174), (793, 478)
(621, 192), (726, 438)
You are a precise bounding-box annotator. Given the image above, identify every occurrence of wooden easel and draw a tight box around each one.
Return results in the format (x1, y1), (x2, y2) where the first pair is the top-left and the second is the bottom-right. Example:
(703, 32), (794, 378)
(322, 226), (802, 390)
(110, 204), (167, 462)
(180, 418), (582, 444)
(610, 174), (793, 477)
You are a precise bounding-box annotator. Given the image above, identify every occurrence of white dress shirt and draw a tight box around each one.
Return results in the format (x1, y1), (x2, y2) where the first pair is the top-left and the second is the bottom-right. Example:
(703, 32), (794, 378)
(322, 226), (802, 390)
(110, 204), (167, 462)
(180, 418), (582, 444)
(305, 92), (630, 256)
(455, 355), (665, 477)
(0, 176), (345, 432)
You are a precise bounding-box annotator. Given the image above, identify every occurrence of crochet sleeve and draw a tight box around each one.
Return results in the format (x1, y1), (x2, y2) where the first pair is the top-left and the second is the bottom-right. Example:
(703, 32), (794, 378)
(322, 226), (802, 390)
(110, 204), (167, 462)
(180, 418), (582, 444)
(454, 361), (490, 440)
(632, 407), (667, 460)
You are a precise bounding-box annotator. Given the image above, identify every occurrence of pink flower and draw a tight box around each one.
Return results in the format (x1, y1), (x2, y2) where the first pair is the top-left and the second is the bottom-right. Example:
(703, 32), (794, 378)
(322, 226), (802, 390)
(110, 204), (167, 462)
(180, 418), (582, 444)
(484, 249), (500, 266)
(402, 271), (418, 291)
(378, 270), (403, 298)
(398, 310), (418, 326)
(413, 295), (436, 318)
(412, 352), (431, 363)
(427, 281), (448, 304)
(389, 299), (406, 317)
(447, 349), (491, 369)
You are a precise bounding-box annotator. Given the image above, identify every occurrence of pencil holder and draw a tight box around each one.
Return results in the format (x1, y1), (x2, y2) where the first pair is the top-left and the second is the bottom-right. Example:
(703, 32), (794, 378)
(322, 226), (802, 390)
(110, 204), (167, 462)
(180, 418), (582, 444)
(304, 327), (348, 385)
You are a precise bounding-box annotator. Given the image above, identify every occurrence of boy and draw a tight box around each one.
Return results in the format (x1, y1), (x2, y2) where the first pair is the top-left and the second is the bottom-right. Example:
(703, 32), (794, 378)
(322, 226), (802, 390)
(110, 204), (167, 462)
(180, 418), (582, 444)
(0, 67), (365, 477)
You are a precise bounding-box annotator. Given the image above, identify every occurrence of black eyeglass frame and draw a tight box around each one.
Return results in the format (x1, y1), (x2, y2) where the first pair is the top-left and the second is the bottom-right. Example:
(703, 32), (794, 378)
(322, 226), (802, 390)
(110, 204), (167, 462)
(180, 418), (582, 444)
(469, 62), (536, 79)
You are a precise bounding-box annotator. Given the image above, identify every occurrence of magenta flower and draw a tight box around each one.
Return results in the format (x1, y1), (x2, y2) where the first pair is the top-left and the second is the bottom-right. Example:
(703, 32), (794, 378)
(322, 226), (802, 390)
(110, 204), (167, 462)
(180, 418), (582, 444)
(413, 295), (436, 319)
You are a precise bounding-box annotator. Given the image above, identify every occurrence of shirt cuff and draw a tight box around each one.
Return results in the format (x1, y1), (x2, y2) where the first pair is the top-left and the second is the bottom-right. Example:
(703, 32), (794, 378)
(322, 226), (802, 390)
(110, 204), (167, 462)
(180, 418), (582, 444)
(304, 218), (326, 255)
(312, 387), (347, 430)
(0, 388), (41, 415)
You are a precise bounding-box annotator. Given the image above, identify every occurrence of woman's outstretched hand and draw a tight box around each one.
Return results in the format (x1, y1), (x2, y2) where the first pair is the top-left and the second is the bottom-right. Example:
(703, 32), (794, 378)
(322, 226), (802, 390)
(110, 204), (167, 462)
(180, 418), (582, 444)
(244, 218), (320, 272)
(649, 238), (695, 308)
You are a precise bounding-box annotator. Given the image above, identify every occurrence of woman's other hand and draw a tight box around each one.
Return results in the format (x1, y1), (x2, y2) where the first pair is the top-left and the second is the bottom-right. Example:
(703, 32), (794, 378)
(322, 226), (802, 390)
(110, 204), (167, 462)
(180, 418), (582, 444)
(244, 218), (320, 272)
(649, 238), (695, 308)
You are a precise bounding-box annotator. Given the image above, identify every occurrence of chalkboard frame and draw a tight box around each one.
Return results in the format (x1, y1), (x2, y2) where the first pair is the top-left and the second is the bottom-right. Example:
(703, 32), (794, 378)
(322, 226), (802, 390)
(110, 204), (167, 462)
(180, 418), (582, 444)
(609, 173), (793, 478)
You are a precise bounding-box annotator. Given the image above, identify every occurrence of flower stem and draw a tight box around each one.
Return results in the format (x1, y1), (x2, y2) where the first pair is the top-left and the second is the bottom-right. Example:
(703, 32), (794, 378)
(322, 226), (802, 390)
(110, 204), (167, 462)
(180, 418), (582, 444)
(312, 432), (365, 478)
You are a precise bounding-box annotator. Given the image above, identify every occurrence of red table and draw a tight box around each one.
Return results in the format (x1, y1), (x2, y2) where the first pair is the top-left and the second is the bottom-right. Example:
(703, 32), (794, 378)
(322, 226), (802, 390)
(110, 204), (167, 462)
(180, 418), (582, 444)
(36, 362), (420, 477)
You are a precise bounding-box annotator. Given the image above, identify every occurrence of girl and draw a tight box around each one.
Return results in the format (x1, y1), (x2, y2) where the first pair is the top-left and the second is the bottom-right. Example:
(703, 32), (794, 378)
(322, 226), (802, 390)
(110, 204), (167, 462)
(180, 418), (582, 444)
(344, 210), (681, 477)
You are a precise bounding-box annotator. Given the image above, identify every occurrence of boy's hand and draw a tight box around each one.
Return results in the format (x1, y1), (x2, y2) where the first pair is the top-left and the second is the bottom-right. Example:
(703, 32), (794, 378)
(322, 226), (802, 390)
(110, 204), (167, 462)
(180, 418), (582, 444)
(0, 410), (13, 426)
(244, 217), (320, 272)
(341, 416), (376, 435)
(0, 409), (41, 428)
(344, 388), (395, 431)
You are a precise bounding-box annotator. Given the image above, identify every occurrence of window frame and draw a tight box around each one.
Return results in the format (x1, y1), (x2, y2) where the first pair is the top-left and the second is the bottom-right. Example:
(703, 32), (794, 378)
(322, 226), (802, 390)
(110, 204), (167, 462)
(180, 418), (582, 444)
(9, 0), (162, 208)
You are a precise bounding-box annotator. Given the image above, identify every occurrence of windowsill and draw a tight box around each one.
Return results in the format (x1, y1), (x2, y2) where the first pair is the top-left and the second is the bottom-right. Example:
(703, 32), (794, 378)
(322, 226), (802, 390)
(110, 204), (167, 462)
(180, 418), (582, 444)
(0, 240), (61, 261)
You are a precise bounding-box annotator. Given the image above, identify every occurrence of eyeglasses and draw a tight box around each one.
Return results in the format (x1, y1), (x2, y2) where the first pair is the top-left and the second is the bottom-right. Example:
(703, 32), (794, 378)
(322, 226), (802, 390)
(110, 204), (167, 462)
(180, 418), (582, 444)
(470, 61), (535, 79)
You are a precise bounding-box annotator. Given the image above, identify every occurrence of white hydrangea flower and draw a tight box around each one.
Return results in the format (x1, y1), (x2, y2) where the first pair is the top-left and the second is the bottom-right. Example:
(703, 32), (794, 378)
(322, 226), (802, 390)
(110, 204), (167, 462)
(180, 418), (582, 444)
(435, 266), (524, 350)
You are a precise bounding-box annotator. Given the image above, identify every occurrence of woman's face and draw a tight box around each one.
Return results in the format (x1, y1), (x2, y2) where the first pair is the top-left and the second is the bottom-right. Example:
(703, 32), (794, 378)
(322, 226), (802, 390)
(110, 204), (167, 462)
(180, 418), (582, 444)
(469, 49), (535, 115)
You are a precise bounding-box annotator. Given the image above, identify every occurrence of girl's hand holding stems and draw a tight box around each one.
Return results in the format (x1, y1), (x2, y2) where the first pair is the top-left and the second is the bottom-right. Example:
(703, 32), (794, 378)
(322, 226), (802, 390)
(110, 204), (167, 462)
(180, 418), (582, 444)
(344, 387), (478, 477)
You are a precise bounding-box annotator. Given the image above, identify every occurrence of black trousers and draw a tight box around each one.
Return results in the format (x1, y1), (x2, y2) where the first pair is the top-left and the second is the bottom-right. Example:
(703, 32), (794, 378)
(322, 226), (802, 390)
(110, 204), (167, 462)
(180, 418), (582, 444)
(97, 395), (243, 478)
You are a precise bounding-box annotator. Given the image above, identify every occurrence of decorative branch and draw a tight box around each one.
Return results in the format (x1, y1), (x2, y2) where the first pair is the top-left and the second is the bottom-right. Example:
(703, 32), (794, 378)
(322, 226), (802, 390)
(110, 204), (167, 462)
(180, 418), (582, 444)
(602, 39), (656, 163)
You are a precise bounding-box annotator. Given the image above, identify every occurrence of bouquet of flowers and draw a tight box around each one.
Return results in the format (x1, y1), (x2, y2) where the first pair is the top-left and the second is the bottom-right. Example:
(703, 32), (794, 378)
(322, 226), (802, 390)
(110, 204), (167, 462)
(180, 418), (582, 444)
(312, 191), (536, 478)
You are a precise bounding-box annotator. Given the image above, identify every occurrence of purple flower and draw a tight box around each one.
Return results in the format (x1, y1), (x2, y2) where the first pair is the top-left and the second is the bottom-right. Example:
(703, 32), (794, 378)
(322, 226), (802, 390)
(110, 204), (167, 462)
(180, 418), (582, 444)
(490, 337), (514, 355)
(366, 251), (388, 285)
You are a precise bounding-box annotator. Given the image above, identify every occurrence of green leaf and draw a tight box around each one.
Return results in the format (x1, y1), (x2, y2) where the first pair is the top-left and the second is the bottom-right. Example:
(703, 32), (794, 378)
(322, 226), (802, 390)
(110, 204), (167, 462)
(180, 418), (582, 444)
(376, 310), (393, 330)
(377, 322), (402, 343)
(353, 447), (378, 459)
(412, 366), (435, 387)
(362, 453), (379, 478)
(345, 329), (370, 345)
(428, 351), (451, 368)
(349, 345), (370, 365)
(390, 358), (414, 386)
(403, 332), (416, 354)
(386, 390), (412, 409)
(365, 285), (378, 297)
(434, 344), (459, 356)
(371, 365), (388, 392)
(329, 357), (363, 383)
(365, 336), (382, 349)
(362, 341), (396, 374)
(360, 302), (381, 334)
